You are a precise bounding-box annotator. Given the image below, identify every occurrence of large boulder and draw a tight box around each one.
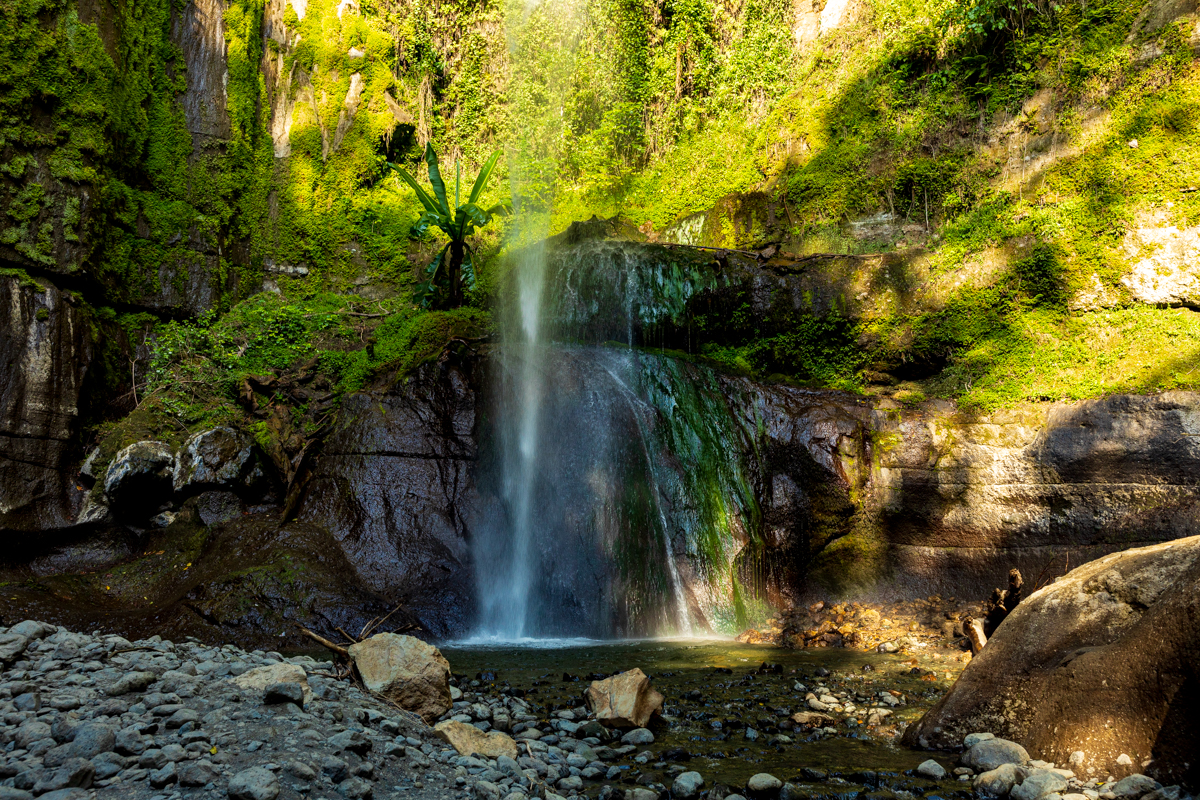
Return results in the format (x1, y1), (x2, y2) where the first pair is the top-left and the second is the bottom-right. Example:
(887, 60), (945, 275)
(904, 536), (1200, 788)
(585, 668), (665, 729)
(173, 427), (259, 493)
(347, 633), (452, 722)
(433, 720), (518, 759)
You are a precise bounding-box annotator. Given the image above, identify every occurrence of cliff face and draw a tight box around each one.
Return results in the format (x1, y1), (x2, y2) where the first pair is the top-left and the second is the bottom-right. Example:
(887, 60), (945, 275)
(297, 349), (483, 639)
(857, 392), (1200, 600)
(0, 274), (95, 534)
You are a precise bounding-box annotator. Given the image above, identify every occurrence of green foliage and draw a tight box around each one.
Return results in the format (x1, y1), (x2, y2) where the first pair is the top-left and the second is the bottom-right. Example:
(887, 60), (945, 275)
(142, 292), (491, 424)
(388, 144), (507, 307)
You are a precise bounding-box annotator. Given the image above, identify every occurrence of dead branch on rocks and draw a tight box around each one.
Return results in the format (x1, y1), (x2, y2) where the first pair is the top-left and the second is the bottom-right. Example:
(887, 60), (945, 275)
(984, 568), (1024, 638)
(964, 568), (1025, 654)
(298, 626), (350, 659)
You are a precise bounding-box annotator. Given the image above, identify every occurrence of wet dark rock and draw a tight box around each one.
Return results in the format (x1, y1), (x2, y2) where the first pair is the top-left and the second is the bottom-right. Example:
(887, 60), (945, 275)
(298, 355), (481, 638)
(103, 441), (175, 521)
(174, 426), (259, 493)
(0, 276), (96, 535)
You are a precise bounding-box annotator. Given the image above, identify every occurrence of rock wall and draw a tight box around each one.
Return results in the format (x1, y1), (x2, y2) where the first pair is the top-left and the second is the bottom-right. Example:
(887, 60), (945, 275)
(865, 392), (1200, 601)
(297, 350), (483, 639)
(0, 274), (93, 534)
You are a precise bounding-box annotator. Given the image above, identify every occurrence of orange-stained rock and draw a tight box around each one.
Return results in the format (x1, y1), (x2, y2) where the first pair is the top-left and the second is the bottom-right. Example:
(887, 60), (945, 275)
(433, 720), (518, 759)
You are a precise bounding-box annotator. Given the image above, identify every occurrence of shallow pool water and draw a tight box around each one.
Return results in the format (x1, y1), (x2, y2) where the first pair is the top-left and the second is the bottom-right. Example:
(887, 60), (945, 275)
(441, 638), (967, 791)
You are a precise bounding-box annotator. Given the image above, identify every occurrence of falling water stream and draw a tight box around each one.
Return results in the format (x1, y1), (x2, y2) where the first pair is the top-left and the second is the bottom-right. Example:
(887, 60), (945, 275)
(474, 243), (548, 639)
(470, 238), (768, 641)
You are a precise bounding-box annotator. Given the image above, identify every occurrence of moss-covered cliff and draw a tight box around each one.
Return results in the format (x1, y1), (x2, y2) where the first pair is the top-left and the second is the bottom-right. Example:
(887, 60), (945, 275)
(5, 0), (1200, 541)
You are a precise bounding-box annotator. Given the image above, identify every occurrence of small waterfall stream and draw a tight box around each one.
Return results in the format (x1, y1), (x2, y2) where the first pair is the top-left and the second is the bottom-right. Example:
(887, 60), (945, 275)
(471, 238), (780, 640)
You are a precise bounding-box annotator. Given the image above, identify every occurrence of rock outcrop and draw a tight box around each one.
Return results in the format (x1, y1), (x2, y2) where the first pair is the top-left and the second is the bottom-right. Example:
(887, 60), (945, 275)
(103, 441), (176, 521)
(298, 352), (481, 638)
(903, 536), (1200, 788)
(865, 392), (1200, 601)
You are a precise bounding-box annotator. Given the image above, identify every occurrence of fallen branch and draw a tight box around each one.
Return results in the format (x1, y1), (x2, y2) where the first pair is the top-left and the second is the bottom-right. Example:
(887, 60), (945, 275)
(298, 626), (350, 658)
(360, 602), (405, 640)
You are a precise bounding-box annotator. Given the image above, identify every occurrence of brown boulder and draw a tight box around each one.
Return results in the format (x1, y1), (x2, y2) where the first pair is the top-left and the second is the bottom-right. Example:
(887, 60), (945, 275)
(433, 720), (518, 759)
(903, 536), (1200, 788)
(585, 668), (664, 729)
(348, 633), (452, 722)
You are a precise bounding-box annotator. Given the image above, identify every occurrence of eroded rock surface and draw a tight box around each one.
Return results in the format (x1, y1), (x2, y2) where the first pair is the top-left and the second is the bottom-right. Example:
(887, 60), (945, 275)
(904, 536), (1200, 788)
(869, 392), (1200, 600)
(298, 354), (480, 638)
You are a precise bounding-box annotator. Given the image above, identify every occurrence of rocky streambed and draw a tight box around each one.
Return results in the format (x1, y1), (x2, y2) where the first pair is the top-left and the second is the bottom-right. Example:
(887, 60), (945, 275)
(0, 616), (1194, 800)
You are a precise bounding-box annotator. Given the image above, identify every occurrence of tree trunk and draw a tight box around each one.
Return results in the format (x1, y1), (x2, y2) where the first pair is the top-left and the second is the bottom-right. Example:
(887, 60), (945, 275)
(447, 240), (465, 308)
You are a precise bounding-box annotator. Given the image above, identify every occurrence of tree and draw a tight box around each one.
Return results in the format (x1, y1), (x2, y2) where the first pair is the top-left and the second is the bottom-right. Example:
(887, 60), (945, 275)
(388, 145), (508, 309)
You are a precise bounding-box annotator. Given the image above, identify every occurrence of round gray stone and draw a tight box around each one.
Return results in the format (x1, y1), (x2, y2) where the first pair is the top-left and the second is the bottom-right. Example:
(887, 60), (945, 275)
(673, 771), (705, 799)
(748, 773), (783, 795)
(228, 766), (280, 800)
(962, 738), (1030, 772)
(620, 728), (654, 746)
(917, 759), (948, 780)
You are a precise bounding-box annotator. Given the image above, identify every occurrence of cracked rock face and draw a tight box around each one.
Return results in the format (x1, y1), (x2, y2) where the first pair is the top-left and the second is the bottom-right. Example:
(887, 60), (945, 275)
(903, 536), (1200, 788)
(173, 427), (258, 493)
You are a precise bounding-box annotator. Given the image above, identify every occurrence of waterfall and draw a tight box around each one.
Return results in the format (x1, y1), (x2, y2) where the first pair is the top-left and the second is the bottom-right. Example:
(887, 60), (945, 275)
(471, 237), (774, 640)
(474, 243), (548, 639)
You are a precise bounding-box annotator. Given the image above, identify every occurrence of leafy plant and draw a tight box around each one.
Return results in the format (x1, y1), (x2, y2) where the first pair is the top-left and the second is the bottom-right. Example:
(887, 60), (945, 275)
(388, 145), (508, 308)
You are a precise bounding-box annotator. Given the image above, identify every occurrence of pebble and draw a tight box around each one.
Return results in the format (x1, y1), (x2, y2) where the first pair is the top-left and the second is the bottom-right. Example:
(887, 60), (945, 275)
(228, 767), (280, 800)
(620, 728), (654, 745)
(917, 759), (947, 780)
(963, 737), (1031, 771)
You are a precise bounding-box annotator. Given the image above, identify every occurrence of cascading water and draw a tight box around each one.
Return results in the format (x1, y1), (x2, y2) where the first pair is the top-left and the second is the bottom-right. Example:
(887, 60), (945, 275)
(473, 243), (547, 639)
(471, 237), (787, 640)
